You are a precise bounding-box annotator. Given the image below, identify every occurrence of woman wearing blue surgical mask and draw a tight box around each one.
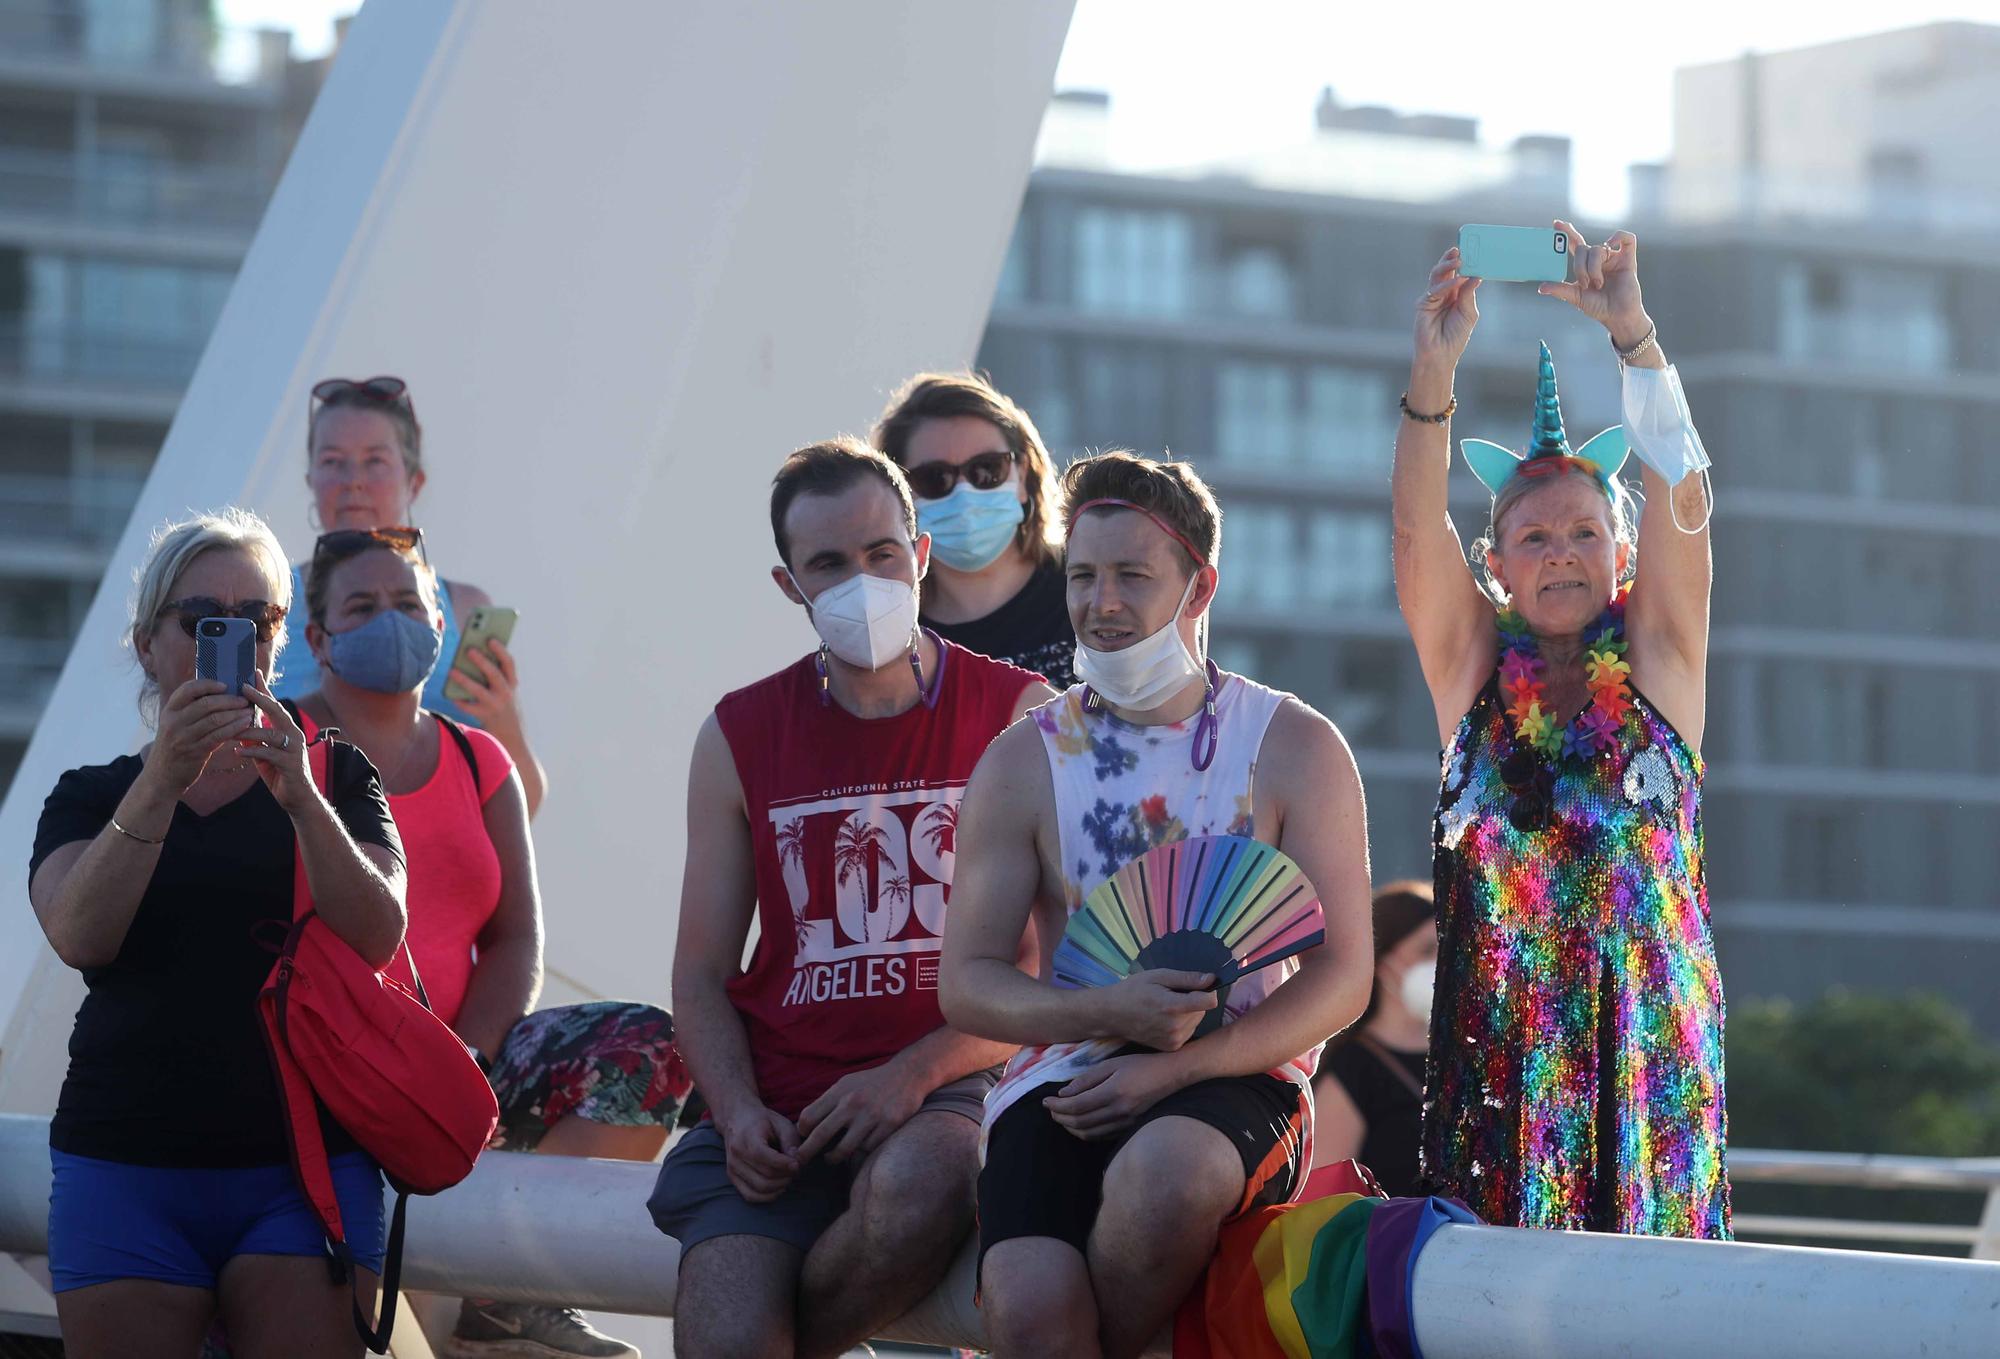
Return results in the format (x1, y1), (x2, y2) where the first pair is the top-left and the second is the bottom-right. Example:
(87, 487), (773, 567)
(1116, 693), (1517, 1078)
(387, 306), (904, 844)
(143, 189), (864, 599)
(1311, 882), (1438, 1197)
(293, 530), (681, 1359)
(874, 372), (1076, 687)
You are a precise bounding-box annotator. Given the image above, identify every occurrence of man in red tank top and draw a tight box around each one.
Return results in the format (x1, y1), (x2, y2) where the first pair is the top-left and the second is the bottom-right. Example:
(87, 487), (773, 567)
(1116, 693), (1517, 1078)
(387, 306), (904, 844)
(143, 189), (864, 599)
(650, 437), (1050, 1358)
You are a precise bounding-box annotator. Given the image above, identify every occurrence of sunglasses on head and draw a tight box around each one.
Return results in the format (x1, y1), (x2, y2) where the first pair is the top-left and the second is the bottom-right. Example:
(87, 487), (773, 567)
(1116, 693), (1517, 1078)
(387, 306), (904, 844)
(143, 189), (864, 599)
(158, 598), (287, 643)
(1499, 748), (1556, 834)
(311, 375), (416, 416)
(904, 449), (1017, 501)
(312, 525), (427, 567)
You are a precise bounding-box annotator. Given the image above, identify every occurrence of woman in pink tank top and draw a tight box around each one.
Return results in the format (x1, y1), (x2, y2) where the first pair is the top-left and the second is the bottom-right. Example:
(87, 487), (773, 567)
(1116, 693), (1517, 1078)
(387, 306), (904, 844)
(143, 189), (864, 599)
(290, 529), (685, 1358)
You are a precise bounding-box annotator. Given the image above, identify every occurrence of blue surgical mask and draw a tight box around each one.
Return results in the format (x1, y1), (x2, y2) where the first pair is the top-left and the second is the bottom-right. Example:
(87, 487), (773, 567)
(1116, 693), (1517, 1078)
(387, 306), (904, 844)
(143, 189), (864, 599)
(917, 479), (1026, 573)
(322, 610), (443, 694)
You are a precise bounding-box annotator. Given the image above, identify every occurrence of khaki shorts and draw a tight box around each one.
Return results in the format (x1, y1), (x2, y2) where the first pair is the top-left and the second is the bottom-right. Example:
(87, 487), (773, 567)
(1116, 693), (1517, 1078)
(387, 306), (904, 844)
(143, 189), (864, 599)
(648, 1069), (994, 1255)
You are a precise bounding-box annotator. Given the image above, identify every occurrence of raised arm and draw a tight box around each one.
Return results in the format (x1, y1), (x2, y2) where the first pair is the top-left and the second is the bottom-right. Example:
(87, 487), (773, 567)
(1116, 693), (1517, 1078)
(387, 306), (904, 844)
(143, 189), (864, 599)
(1394, 248), (1500, 741)
(29, 677), (256, 969)
(940, 721), (1217, 1052)
(671, 713), (800, 1202)
(1542, 222), (1712, 748)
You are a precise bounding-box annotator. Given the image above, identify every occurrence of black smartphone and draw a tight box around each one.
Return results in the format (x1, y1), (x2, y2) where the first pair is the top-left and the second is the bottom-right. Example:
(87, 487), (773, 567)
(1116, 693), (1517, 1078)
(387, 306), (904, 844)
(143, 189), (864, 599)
(194, 616), (257, 696)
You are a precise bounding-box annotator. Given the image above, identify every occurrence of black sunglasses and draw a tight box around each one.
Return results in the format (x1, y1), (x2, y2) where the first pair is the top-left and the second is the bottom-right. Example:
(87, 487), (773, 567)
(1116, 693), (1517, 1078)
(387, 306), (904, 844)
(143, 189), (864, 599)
(158, 597), (287, 643)
(311, 375), (416, 417)
(312, 525), (428, 567)
(904, 449), (1016, 501)
(1499, 748), (1556, 834)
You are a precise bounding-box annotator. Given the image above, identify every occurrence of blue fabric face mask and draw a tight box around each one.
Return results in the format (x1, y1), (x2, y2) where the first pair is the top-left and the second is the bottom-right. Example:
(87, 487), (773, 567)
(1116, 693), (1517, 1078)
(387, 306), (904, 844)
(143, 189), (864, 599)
(917, 479), (1026, 573)
(322, 609), (443, 694)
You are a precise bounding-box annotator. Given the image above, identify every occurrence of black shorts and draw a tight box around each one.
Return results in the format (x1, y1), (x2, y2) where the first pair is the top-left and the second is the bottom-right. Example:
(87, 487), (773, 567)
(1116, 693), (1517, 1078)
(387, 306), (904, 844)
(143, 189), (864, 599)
(977, 1070), (1307, 1266)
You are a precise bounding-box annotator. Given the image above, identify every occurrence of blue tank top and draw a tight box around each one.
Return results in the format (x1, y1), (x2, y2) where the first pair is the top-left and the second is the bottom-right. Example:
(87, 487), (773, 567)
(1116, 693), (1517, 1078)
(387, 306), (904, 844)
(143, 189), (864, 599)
(271, 562), (479, 726)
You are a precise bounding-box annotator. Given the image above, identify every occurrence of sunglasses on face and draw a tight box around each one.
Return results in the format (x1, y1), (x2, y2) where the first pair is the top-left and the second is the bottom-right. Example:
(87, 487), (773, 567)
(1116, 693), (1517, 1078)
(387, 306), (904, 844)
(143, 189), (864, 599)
(158, 598), (287, 642)
(311, 375), (416, 417)
(312, 525), (428, 568)
(904, 449), (1016, 501)
(1500, 748), (1556, 834)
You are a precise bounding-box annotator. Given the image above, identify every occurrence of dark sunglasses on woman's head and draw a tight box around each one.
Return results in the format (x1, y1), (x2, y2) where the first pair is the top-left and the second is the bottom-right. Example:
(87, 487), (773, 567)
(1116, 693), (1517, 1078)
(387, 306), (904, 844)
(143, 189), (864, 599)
(313, 525), (427, 566)
(904, 449), (1016, 501)
(1500, 748), (1555, 833)
(311, 375), (415, 416)
(158, 598), (287, 642)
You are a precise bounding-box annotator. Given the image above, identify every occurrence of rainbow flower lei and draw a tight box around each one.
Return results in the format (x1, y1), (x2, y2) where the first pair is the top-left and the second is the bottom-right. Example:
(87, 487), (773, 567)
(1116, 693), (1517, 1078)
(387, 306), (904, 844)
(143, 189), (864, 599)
(1496, 584), (1633, 761)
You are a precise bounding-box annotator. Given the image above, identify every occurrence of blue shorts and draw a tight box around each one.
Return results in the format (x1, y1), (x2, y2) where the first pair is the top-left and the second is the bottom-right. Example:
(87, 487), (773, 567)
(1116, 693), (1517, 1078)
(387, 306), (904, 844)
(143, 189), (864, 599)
(47, 1149), (385, 1293)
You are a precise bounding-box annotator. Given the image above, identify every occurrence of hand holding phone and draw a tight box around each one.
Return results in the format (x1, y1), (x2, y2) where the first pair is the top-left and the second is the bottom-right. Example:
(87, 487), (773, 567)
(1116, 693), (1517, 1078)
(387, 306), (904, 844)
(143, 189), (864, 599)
(444, 606), (519, 705)
(1457, 224), (1572, 284)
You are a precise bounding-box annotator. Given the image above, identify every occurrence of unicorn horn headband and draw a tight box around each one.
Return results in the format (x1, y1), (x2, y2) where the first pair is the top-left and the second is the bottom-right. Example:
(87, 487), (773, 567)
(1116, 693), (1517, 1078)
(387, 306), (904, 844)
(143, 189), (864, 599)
(1461, 341), (1629, 498)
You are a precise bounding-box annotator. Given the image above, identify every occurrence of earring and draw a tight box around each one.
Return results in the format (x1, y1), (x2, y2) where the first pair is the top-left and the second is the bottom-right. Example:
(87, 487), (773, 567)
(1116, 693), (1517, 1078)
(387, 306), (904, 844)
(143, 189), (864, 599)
(307, 503), (322, 532)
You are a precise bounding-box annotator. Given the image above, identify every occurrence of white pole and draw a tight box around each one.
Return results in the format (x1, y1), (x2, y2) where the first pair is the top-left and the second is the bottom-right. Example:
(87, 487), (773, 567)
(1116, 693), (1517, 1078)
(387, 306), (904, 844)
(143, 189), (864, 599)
(1412, 1219), (2000, 1359)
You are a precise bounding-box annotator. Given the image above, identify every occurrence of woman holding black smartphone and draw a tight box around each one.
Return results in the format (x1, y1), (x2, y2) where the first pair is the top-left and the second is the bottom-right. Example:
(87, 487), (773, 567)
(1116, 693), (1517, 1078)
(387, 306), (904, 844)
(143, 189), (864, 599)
(271, 375), (548, 816)
(29, 509), (406, 1358)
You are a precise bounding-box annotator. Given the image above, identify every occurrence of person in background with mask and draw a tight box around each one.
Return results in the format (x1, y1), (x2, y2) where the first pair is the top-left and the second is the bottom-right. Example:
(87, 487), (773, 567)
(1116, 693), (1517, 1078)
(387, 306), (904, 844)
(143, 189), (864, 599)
(940, 452), (1374, 1359)
(1310, 881), (1437, 1195)
(292, 527), (684, 1359)
(652, 437), (1051, 1358)
(874, 372), (1076, 687)
(274, 376), (548, 816)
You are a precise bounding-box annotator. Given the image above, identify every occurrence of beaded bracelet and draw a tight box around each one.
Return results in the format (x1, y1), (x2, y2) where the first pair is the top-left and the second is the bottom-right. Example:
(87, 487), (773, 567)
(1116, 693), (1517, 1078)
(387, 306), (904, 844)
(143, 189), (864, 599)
(1614, 320), (1661, 366)
(1399, 392), (1457, 424)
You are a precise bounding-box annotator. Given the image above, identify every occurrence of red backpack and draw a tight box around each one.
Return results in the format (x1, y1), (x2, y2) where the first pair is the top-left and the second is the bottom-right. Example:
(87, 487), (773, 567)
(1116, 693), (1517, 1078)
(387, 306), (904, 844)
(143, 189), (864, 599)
(260, 734), (499, 1352)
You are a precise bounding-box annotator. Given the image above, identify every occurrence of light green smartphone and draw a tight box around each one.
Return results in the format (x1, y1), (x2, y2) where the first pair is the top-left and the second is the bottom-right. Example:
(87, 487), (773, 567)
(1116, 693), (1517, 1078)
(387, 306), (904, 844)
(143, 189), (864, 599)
(1458, 224), (1573, 284)
(444, 605), (518, 705)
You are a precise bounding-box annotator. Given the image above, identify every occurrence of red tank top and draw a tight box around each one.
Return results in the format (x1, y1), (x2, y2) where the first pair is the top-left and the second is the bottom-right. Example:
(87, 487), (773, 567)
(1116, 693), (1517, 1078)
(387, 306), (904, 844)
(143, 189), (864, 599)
(716, 641), (1036, 1120)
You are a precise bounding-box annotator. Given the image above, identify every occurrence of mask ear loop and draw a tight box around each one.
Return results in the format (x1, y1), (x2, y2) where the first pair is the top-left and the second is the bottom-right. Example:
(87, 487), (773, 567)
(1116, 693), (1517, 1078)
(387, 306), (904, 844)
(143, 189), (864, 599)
(1669, 465), (1715, 535)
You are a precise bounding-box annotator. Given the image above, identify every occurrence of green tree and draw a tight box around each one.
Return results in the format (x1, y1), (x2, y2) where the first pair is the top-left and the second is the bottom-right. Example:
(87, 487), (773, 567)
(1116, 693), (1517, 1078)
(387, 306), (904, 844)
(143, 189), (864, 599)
(1726, 989), (2000, 1253)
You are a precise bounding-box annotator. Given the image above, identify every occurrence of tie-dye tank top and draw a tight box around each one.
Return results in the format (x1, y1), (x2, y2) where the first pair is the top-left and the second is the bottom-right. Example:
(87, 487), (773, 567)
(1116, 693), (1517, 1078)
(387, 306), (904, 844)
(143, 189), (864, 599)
(1421, 668), (1730, 1239)
(982, 674), (1321, 1144)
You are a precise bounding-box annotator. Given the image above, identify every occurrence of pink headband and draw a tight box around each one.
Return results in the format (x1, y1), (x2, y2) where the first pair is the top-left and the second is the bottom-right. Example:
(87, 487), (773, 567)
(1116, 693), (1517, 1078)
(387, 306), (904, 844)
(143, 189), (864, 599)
(1066, 498), (1208, 566)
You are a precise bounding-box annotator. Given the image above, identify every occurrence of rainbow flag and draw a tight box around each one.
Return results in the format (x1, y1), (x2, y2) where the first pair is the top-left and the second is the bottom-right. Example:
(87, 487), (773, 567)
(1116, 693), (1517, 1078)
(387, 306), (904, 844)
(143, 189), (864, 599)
(1174, 1175), (1478, 1359)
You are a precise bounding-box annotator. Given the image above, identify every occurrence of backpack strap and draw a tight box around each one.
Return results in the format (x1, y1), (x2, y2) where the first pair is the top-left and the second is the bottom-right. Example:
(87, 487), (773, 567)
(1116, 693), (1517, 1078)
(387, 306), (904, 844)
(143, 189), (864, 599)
(434, 711), (480, 788)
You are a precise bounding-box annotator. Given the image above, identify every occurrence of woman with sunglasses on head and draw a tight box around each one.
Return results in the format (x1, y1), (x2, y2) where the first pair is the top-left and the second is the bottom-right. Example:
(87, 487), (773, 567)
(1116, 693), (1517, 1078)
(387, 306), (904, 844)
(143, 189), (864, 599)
(874, 371), (1076, 687)
(292, 527), (683, 1359)
(272, 376), (548, 816)
(1392, 222), (1727, 1238)
(29, 510), (406, 1359)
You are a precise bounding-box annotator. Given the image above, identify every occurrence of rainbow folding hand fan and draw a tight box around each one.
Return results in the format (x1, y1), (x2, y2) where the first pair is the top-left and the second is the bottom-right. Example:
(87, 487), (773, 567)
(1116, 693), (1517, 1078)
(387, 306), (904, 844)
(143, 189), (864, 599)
(1052, 835), (1325, 1039)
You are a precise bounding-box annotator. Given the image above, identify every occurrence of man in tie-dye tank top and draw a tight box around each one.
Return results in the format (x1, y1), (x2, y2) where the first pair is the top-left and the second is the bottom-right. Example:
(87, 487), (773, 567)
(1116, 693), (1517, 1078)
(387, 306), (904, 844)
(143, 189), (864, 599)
(942, 452), (1376, 1359)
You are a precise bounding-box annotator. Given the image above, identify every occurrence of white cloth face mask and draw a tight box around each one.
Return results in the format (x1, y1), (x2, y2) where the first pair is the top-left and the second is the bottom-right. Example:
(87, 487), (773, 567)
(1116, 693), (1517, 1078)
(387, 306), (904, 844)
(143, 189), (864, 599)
(1073, 569), (1206, 712)
(792, 569), (919, 671)
(1399, 962), (1435, 1025)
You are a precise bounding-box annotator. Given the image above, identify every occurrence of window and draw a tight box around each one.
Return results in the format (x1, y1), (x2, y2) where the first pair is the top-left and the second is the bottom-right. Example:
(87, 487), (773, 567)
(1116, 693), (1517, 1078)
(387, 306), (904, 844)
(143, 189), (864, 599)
(1216, 504), (1295, 611)
(1220, 246), (1294, 320)
(1777, 262), (1948, 372)
(993, 223), (1031, 306)
(1303, 366), (1394, 474)
(1216, 361), (1294, 467)
(1302, 509), (1391, 609)
(1073, 207), (1192, 317)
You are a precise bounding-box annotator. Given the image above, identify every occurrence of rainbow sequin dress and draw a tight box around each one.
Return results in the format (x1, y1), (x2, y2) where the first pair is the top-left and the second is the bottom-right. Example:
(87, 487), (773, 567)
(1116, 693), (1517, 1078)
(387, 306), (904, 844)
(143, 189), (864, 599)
(1419, 631), (1731, 1238)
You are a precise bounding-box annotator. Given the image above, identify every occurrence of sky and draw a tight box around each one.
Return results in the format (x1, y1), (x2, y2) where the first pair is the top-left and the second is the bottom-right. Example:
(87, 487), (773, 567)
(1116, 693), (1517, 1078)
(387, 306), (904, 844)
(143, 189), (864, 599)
(219, 0), (2000, 217)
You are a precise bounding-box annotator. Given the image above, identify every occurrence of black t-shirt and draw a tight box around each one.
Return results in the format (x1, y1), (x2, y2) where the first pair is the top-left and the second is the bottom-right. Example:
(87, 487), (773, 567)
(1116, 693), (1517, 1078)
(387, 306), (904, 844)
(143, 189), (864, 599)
(1323, 1038), (1428, 1198)
(922, 559), (1077, 690)
(30, 744), (402, 1167)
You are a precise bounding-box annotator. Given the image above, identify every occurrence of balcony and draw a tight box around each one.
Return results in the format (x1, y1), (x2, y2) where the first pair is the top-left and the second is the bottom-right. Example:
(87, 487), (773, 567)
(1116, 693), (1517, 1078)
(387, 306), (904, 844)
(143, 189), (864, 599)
(0, 318), (205, 390)
(0, 2), (289, 89)
(0, 146), (267, 239)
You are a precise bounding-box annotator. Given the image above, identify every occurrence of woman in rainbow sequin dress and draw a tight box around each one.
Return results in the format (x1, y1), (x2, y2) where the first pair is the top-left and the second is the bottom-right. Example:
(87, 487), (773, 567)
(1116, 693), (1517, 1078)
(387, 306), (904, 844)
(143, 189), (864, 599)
(1390, 222), (1728, 1237)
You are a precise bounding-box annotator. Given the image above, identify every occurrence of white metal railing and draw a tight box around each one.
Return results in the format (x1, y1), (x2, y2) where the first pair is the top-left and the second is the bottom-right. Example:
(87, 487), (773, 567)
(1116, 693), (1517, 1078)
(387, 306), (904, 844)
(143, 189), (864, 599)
(4, 1115), (1999, 1356)
(1728, 1148), (2000, 1259)
(0, 147), (268, 234)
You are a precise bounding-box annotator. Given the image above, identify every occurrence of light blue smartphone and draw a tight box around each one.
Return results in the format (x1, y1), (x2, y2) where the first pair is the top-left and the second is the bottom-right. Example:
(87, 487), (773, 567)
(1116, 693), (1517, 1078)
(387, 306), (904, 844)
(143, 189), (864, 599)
(1458, 224), (1571, 284)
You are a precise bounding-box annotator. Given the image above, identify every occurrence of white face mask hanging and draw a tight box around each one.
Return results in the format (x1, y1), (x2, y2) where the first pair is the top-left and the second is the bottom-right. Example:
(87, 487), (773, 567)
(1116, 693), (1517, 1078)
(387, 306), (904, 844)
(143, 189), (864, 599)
(1399, 962), (1435, 1025)
(1072, 569), (1206, 713)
